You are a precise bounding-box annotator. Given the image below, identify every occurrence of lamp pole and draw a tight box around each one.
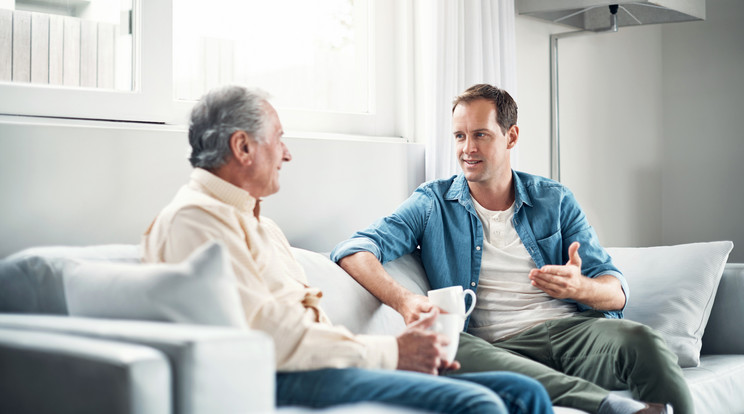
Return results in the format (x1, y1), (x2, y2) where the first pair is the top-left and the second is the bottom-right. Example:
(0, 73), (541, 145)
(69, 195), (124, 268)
(549, 6), (619, 182)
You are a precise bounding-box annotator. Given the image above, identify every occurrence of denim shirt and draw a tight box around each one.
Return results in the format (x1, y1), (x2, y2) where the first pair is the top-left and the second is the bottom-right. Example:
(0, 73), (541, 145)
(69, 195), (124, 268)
(331, 170), (628, 325)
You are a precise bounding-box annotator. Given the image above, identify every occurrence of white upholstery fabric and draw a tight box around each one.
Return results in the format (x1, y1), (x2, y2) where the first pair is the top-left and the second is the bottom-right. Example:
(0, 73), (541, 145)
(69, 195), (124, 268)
(292, 248), (407, 336)
(0, 315), (275, 414)
(684, 355), (744, 414)
(0, 326), (171, 414)
(0, 244), (140, 314)
(382, 253), (431, 296)
(294, 249), (432, 336)
(607, 241), (733, 367)
(63, 241), (246, 328)
(5, 244), (140, 263)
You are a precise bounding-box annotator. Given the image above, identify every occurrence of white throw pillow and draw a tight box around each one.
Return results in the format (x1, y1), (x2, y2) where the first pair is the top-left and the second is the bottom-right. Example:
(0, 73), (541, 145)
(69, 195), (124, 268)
(6, 244), (140, 263)
(0, 244), (140, 314)
(607, 241), (733, 367)
(64, 240), (246, 328)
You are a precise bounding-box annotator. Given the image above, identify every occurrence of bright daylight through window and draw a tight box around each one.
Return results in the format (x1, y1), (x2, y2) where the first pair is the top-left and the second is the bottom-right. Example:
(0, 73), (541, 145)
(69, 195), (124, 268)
(173, 0), (371, 114)
(0, 0), (395, 137)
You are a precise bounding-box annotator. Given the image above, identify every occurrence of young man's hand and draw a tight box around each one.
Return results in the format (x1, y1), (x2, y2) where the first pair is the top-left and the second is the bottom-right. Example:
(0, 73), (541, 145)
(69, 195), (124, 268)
(528, 241), (586, 300)
(397, 293), (434, 325)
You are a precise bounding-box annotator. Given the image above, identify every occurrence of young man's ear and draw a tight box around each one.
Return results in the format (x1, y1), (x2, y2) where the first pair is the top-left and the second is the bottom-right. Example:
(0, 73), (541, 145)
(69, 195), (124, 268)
(506, 125), (520, 149)
(229, 130), (255, 165)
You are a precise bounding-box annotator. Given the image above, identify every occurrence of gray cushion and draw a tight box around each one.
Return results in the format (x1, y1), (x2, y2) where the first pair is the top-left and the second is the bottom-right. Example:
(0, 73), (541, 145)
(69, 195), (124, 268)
(0, 327), (170, 414)
(701, 264), (744, 355)
(0, 315), (275, 414)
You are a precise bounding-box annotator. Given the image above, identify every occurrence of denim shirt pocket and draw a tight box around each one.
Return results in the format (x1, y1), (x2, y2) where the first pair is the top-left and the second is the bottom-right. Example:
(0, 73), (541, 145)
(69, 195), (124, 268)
(535, 230), (562, 264)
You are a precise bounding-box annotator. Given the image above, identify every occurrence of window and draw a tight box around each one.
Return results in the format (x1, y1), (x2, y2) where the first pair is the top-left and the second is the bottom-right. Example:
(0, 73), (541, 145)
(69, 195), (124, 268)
(0, 0), (403, 138)
(174, 0), (369, 114)
(0, 0), (133, 91)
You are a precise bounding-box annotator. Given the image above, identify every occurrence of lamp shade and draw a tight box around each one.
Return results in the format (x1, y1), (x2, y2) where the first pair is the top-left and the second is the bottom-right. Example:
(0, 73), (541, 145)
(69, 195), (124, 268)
(517, 0), (705, 31)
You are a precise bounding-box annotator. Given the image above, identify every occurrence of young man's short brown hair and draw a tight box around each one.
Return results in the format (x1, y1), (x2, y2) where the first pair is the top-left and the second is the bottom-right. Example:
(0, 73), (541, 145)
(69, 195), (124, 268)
(452, 84), (518, 134)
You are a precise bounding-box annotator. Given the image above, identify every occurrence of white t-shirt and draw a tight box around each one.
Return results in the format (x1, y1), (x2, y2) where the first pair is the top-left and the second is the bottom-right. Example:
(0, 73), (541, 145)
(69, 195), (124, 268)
(468, 197), (577, 343)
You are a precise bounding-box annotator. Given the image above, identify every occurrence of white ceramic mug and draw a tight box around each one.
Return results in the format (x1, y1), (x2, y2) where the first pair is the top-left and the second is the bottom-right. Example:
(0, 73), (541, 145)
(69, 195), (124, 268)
(434, 313), (465, 361)
(427, 285), (477, 317)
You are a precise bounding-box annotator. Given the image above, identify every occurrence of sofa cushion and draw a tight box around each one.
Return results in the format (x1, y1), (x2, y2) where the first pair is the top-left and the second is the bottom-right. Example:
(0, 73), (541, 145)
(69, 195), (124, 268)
(63, 241), (246, 328)
(0, 326), (171, 414)
(293, 248), (412, 336)
(684, 354), (744, 414)
(5, 244), (140, 263)
(0, 314), (275, 414)
(0, 244), (139, 314)
(607, 241), (733, 368)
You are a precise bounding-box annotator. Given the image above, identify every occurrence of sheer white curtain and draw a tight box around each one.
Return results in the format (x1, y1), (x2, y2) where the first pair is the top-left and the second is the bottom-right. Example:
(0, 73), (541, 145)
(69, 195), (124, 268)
(409, 0), (518, 181)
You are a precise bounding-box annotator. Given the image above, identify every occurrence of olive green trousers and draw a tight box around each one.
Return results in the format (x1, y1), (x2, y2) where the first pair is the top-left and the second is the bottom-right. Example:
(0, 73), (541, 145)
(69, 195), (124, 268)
(450, 313), (693, 414)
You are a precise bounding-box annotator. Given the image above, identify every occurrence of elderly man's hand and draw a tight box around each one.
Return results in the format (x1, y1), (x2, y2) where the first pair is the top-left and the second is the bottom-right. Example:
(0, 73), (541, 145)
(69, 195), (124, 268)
(396, 309), (460, 375)
(528, 241), (587, 300)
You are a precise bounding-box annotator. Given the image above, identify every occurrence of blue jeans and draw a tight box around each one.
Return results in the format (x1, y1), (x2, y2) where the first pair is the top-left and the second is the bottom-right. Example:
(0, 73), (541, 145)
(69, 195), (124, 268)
(276, 368), (552, 414)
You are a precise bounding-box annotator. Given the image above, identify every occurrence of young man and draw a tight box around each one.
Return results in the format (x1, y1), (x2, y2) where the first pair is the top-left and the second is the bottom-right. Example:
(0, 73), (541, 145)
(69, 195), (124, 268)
(142, 85), (551, 414)
(332, 84), (691, 414)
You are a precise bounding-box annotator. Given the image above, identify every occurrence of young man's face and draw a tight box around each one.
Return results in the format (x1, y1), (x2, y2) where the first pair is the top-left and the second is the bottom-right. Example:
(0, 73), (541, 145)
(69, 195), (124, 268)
(452, 99), (517, 186)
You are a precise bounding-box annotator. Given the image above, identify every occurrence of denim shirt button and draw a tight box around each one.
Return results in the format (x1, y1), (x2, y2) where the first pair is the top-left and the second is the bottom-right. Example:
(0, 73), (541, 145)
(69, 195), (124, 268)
(471, 282), (476, 287)
(476, 246), (481, 251)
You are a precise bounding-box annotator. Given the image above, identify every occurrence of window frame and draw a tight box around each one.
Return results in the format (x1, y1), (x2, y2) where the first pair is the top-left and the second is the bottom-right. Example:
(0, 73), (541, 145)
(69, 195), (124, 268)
(0, 0), (405, 139)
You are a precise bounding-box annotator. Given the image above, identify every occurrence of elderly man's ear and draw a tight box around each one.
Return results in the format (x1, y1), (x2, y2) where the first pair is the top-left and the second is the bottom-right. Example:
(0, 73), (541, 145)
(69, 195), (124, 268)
(229, 130), (256, 166)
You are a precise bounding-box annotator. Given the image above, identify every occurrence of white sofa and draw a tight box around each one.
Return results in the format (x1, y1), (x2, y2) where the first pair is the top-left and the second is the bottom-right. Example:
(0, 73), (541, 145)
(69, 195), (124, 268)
(1, 240), (743, 414)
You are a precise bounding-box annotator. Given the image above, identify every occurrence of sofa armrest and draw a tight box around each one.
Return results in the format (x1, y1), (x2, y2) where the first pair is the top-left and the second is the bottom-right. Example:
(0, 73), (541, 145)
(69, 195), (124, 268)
(0, 327), (170, 414)
(701, 263), (744, 355)
(0, 315), (275, 414)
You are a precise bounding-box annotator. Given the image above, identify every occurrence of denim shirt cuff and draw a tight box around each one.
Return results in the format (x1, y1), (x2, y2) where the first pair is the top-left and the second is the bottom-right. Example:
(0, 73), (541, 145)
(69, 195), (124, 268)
(602, 270), (629, 312)
(330, 237), (382, 263)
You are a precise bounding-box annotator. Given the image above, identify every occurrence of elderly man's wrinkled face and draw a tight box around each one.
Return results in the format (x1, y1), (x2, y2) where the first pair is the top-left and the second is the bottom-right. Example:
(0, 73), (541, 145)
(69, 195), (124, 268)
(251, 102), (292, 198)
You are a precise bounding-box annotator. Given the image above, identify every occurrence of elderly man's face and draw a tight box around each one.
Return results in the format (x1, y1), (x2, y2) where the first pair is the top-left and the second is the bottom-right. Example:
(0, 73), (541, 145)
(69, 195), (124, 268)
(251, 102), (292, 198)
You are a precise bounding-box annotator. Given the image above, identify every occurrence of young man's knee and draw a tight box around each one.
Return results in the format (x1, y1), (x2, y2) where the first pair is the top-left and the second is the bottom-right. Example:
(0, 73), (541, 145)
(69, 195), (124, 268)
(616, 323), (676, 367)
(619, 324), (665, 349)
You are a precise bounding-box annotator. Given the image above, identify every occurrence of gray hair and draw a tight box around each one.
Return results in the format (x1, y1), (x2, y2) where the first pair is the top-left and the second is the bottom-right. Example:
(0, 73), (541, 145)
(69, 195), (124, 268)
(188, 85), (269, 169)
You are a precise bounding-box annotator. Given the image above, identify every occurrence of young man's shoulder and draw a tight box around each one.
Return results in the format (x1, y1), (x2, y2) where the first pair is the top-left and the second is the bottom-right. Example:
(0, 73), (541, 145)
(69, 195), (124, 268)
(514, 170), (568, 194)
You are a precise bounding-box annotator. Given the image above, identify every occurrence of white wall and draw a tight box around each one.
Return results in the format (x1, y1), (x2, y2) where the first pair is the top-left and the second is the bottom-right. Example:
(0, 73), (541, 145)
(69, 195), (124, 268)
(660, 0), (744, 262)
(515, 16), (664, 248)
(0, 116), (424, 257)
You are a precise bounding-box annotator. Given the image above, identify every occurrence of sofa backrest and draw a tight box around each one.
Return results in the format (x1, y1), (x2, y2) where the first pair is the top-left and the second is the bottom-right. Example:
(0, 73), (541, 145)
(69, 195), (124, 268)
(0, 244), (139, 315)
(701, 263), (744, 355)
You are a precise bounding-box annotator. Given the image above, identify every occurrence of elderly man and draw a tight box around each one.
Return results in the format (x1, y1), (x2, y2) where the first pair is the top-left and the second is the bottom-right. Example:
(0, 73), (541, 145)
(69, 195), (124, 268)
(141, 85), (551, 414)
(332, 84), (691, 414)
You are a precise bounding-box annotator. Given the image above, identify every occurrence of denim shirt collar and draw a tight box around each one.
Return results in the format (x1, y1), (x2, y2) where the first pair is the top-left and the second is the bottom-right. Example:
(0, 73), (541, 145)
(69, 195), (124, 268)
(445, 171), (534, 213)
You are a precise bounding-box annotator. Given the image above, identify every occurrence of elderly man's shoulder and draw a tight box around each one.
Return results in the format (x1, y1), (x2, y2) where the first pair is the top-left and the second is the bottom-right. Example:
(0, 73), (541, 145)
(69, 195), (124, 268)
(156, 185), (237, 226)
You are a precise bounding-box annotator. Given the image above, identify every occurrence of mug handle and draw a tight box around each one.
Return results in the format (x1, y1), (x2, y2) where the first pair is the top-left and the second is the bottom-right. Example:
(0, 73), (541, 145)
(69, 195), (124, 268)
(463, 289), (477, 317)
